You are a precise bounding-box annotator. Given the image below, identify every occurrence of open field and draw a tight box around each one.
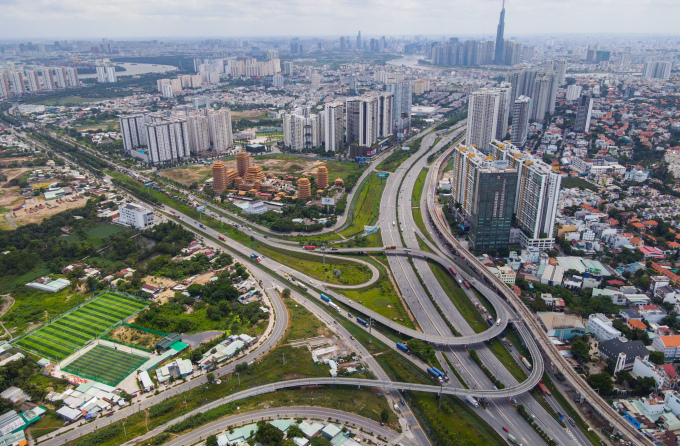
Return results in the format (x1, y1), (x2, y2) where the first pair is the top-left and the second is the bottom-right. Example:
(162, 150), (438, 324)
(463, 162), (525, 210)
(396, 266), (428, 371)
(40, 96), (102, 106)
(339, 173), (385, 238)
(0, 185), (88, 230)
(75, 118), (120, 133)
(107, 324), (164, 350)
(158, 164), (216, 186)
(338, 255), (415, 329)
(15, 291), (148, 362)
(158, 155), (364, 187)
(62, 344), (148, 386)
(260, 245), (372, 286)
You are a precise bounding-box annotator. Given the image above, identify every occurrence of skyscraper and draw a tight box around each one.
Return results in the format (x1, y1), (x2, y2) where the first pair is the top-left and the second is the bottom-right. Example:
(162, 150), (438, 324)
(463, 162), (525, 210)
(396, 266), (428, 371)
(0, 73), (10, 99)
(236, 151), (251, 178)
(510, 96), (531, 147)
(494, 0), (506, 65)
(356, 31), (362, 51)
(324, 102), (344, 153)
(207, 109), (233, 153)
(495, 84), (512, 140)
(574, 92), (594, 133)
(146, 118), (191, 165)
(339, 36), (347, 52)
(466, 88), (501, 153)
(25, 70), (40, 93)
(283, 112), (322, 151)
(490, 140), (562, 250)
(642, 61), (672, 80)
(388, 81), (413, 135)
(346, 93), (393, 147)
(119, 114), (149, 154)
(186, 113), (210, 153)
(529, 73), (558, 122)
(566, 84), (582, 101)
(212, 161), (228, 193)
(311, 73), (321, 89)
(449, 144), (517, 252)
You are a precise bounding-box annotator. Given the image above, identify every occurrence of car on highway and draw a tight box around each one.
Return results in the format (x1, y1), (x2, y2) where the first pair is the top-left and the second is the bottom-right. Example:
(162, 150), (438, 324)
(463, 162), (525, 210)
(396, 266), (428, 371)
(502, 427), (509, 432)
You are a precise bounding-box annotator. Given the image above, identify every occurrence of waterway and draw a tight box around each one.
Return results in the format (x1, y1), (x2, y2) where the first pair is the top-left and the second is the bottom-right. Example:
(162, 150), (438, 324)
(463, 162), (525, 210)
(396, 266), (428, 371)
(387, 55), (441, 71)
(78, 62), (177, 79)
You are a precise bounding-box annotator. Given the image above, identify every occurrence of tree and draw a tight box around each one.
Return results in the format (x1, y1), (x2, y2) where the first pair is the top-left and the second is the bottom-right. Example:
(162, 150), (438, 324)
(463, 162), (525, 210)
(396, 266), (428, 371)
(380, 408), (390, 423)
(281, 288), (291, 298)
(587, 372), (614, 394)
(254, 422), (284, 445)
(206, 372), (215, 384)
(286, 424), (304, 439)
(570, 338), (590, 363)
(206, 435), (218, 446)
(636, 376), (657, 393)
(649, 351), (665, 365)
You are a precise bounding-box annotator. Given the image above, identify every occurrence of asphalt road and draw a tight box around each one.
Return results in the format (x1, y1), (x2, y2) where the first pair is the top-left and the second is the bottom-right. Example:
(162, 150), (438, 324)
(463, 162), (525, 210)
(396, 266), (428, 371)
(162, 407), (406, 446)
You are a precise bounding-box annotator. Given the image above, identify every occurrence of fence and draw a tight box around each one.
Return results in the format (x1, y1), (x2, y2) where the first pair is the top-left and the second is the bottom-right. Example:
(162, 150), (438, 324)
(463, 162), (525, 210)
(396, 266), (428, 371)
(11, 290), (150, 346)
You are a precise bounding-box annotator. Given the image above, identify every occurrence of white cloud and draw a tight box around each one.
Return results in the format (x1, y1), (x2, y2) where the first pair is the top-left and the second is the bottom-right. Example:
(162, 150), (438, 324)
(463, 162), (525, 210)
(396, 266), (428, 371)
(0, 0), (679, 39)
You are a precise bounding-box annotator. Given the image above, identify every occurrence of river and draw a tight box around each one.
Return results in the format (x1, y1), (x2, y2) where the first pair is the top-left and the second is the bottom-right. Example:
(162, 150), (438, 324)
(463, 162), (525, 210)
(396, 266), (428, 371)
(387, 55), (441, 71)
(78, 62), (177, 79)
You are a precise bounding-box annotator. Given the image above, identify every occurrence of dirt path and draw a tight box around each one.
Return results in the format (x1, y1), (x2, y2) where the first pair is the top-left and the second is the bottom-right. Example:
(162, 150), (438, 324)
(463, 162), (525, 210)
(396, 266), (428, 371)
(0, 294), (16, 340)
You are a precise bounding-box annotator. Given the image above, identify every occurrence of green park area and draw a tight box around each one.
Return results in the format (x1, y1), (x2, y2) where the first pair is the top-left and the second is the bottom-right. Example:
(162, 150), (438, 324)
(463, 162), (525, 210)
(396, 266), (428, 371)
(338, 255), (415, 329)
(66, 299), (393, 446)
(338, 172), (385, 238)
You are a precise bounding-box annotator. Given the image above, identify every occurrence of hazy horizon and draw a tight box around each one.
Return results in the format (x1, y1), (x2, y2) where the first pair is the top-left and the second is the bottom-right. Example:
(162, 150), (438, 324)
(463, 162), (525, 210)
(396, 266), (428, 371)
(2, 0), (679, 40)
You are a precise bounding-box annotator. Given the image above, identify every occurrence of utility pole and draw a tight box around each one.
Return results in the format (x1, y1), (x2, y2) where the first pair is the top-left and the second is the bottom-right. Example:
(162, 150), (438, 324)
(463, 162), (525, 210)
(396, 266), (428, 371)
(237, 372), (240, 386)
(123, 421), (127, 439)
(322, 244), (326, 267)
(368, 317), (373, 344)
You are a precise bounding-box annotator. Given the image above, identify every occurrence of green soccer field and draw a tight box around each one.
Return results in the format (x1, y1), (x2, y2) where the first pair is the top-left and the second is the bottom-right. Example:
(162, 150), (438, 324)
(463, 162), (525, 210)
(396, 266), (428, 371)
(15, 291), (148, 362)
(62, 344), (149, 386)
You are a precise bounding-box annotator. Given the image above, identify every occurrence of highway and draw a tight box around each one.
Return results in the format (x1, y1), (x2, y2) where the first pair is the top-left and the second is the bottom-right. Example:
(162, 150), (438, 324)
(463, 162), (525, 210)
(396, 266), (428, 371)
(12, 118), (635, 445)
(426, 146), (649, 446)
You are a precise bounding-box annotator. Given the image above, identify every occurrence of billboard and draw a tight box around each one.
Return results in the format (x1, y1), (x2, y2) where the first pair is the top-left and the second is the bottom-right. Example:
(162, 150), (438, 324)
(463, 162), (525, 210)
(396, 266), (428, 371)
(364, 225), (379, 235)
(377, 173), (388, 178)
(321, 197), (335, 206)
(493, 160), (509, 169)
(144, 181), (154, 187)
(196, 205), (206, 213)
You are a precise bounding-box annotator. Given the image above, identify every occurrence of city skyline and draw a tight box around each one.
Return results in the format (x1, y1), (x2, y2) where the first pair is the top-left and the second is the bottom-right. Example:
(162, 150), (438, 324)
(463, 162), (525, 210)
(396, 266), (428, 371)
(2, 0), (680, 39)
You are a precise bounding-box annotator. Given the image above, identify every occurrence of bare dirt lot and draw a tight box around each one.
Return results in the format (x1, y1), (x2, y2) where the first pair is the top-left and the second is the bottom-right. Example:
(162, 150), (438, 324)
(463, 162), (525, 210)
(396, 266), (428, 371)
(108, 325), (163, 350)
(2, 194), (87, 229)
(158, 156), (327, 186)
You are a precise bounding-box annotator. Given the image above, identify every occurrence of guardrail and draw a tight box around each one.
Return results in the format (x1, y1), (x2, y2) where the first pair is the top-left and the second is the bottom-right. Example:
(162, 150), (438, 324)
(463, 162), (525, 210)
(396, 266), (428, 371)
(427, 148), (650, 446)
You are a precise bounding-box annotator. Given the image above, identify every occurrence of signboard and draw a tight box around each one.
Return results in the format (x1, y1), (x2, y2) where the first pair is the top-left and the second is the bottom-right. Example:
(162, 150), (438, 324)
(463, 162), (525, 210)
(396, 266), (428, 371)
(402, 146), (410, 151)
(144, 181), (154, 187)
(377, 173), (388, 179)
(364, 225), (379, 235)
(321, 197), (335, 206)
(196, 205), (206, 213)
(356, 157), (367, 164)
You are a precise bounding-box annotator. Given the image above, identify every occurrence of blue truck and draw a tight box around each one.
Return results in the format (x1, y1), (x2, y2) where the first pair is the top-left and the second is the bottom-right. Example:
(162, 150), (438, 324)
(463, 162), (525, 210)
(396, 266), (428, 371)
(431, 367), (448, 381)
(396, 343), (410, 354)
(427, 368), (443, 382)
(320, 294), (332, 303)
(357, 317), (369, 327)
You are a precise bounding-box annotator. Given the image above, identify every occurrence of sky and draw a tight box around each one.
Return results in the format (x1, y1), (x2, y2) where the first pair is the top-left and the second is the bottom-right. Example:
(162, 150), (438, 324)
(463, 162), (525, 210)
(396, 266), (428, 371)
(1, 0), (679, 40)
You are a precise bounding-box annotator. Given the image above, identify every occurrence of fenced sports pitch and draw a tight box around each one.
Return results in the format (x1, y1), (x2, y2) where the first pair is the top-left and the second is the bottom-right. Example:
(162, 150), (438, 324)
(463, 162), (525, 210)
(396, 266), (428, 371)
(15, 291), (148, 362)
(62, 344), (148, 386)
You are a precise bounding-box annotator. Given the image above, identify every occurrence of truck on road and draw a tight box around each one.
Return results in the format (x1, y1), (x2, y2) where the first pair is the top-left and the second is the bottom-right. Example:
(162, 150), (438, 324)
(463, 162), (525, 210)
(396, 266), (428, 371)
(320, 294), (332, 303)
(357, 317), (369, 327)
(520, 356), (532, 370)
(218, 235), (226, 241)
(463, 280), (471, 289)
(396, 343), (410, 354)
(304, 245), (316, 250)
(507, 434), (518, 444)
(466, 396), (479, 408)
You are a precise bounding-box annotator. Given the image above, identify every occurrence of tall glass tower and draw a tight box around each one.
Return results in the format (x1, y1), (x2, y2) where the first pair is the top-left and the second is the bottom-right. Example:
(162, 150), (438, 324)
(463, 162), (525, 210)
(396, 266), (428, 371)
(494, 0), (506, 65)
